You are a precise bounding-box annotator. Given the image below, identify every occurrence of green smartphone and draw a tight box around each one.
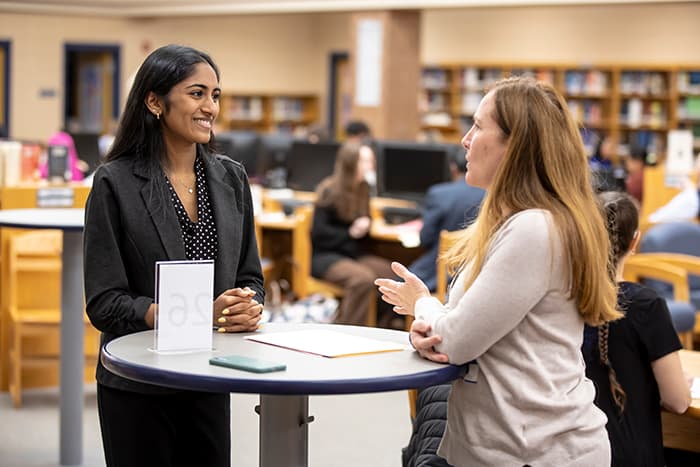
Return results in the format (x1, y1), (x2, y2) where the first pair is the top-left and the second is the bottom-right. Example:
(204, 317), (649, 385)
(209, 354), (287, 373)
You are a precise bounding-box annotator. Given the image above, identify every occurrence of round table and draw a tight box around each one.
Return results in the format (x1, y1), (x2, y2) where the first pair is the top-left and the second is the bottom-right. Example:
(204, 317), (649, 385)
(0, 208), (85, 466)
(102, 322), (465, 467)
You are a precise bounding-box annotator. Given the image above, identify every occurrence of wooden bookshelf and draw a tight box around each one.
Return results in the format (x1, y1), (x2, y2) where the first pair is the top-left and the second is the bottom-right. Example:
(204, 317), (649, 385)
(675, 67), (700, 152)
(219, 92), (318, 134)
(419, 63), (700, 162)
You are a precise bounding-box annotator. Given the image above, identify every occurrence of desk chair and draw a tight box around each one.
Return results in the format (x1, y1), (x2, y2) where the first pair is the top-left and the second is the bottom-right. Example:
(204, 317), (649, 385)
(407, 229), (463, 419)
(639, 222), (700, 341)
(7, 230), (98, 407)
(291, 204), (377, 327)
(623, 255), (696, 349)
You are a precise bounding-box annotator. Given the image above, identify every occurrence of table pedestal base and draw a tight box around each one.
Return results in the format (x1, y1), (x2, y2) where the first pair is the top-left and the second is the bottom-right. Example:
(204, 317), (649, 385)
(258, 394), (312, 467)
(60, 230), (84, 466)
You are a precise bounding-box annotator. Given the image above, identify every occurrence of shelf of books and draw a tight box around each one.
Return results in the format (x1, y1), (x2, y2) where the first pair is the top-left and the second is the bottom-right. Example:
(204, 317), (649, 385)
(676, 68), (700, 151)
(418, 64), (700, 162)
(219, 93), (318, 134)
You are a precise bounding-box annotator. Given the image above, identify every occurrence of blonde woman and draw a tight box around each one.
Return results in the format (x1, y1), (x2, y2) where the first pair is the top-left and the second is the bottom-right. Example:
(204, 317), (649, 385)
(376, 77), (620, 466)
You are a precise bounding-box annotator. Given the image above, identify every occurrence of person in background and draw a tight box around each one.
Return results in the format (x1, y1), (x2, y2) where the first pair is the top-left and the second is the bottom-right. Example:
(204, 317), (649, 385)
(344, 119), (372, 144)
(590, 133), (615, 170)
(375, 76), (619, 466)
(582, 191), (690, 467)
(408, 148), (485, 293)
(305, 123), (331, 144)
(624, 144), (646, 204)
(83, 44), (264, 467)
(40, 130), (87, 181)
(311, 141), (393, 326)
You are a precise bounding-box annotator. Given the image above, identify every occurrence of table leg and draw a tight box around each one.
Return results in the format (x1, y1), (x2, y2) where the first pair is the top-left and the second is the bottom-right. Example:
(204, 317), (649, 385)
(258, 394), (312, 467)
(60, 230), (84, 466)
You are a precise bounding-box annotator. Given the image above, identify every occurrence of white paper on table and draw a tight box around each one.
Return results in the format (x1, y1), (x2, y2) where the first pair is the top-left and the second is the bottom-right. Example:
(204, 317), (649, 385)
(154, 260), (214, 353)
(691, 377), (700, 399)
(244, 329), (408, 358)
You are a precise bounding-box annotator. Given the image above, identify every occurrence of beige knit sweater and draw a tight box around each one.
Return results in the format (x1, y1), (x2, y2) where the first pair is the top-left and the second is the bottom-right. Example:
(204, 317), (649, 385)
(415, 209), (610, 466)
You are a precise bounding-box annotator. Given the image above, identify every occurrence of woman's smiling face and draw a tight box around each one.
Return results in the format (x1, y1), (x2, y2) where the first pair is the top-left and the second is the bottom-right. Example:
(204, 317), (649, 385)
(159, 62), (221, 147)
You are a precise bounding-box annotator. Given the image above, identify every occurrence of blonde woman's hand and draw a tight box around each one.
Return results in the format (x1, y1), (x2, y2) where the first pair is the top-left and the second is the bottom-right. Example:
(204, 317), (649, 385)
(410, 319), (449, 363)
(374, 262), (430, 316)
(214, 287), (262, 333)
(349, 216), (371, 238)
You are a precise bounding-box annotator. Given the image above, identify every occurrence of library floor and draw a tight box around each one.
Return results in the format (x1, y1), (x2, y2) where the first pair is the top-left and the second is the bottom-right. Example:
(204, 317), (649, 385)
(0, 384), (412, 467)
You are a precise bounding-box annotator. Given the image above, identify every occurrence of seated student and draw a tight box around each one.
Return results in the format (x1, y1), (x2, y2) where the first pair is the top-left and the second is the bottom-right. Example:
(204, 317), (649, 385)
(344, 120), (372, 144)
(624, 144), (646, 204)
(311, 141), (393, 326)
(582, 191), (691, 467)
(409, 149), (485, 293)
(590, 134), (615, 170)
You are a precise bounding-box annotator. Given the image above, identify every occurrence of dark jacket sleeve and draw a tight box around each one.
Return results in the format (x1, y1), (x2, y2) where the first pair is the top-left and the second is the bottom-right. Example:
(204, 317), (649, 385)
(83, 166), (153, 336)
(225, 157), (265, 302)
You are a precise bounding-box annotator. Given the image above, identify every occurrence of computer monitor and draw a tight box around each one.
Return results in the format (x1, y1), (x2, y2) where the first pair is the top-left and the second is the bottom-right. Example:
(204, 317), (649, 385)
(376, 141), (451, 204)
(215, 131), (260, 179)
(69, 132), (101, 175)
(285, 141), (340, 192)
(259, 132), (294, 172)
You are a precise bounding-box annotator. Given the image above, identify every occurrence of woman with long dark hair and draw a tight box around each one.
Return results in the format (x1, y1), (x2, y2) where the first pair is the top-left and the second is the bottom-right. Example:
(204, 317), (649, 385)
(84, 44), (264, 467)
(311, 141), (393, 325)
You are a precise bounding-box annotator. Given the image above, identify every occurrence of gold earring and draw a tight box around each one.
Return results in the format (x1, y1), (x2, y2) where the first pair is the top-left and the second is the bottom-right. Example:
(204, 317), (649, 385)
(155, 112), (160, 120)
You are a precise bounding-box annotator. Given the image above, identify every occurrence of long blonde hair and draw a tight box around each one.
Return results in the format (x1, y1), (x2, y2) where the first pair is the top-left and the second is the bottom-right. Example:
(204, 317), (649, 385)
(445, 77), (620, 326)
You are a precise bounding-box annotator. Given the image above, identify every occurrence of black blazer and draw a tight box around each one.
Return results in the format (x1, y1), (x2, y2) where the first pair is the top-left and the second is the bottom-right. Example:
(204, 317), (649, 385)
(84, 153), (264, 393)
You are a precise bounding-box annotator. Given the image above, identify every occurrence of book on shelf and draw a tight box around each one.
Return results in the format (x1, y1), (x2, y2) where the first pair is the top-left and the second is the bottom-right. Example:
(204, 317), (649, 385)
(678, 71), (700, 94)
(422, 68), (449, 89)
(421, 112), (452, 127)
(621, 71), (667, 96)
(227, 96), (263, 121)
(624, 98), (643, 128)
(461, 91), (482, 115)
(272, 97), (304, 121)
(683, 96), (700, 119)
(461, 67), (479, 89)
(565, 71), (585, 95)
(0, 140), (21, 186)
(20, 143), (40, 182)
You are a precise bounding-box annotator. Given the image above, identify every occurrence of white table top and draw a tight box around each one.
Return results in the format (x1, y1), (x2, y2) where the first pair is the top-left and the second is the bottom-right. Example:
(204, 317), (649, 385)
(102, 322), (465, 395)
(0, 208), (85, 231)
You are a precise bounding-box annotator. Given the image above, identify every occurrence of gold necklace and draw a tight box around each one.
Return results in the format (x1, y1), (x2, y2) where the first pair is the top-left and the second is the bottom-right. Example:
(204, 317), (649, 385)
(168, 172), (196, 194)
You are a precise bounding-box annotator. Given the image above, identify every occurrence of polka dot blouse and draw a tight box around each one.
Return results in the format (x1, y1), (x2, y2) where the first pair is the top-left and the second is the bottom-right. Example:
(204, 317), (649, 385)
(164, 157), (218, 261)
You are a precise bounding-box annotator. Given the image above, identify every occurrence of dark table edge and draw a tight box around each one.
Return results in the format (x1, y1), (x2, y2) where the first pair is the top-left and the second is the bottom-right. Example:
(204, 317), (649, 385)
(101, 346), (465, 395)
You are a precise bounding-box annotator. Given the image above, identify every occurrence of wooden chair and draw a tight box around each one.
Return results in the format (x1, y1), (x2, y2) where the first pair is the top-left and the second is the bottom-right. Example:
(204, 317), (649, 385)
(407, 229), (464, 419)
(7, 230), (98, 407)
(435, 229), (464, 302)
(254, 216), (274, 281)
(623, 254), (696, 349)
(291, 204), (377, 327)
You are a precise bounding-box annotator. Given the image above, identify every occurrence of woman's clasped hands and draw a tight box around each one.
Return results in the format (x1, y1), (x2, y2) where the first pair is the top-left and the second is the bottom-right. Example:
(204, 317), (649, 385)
(214, 287), (262, 333)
